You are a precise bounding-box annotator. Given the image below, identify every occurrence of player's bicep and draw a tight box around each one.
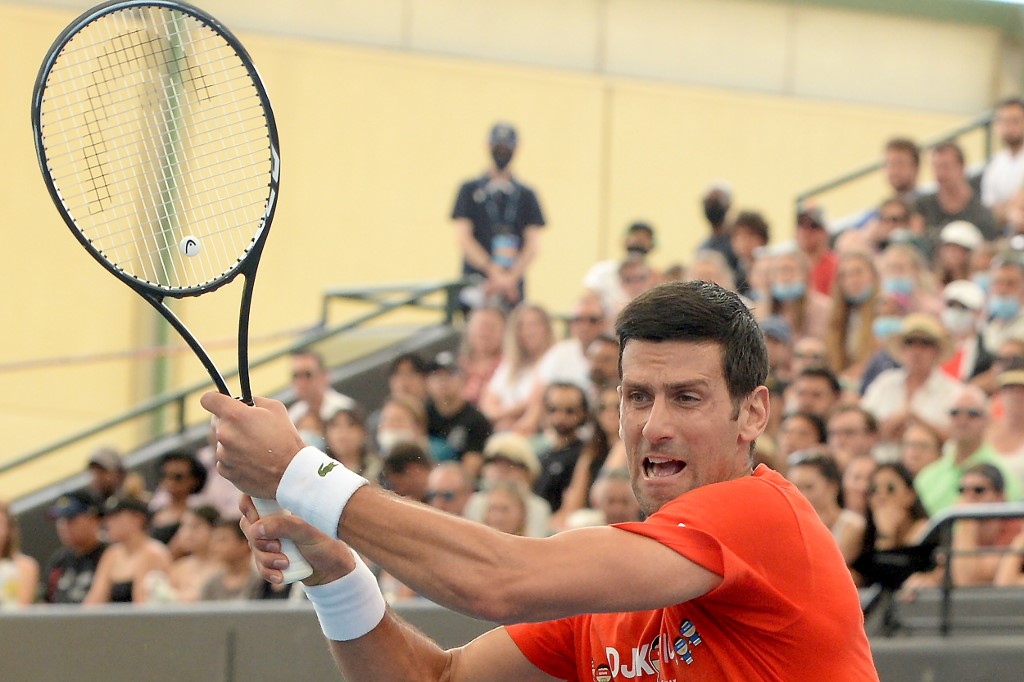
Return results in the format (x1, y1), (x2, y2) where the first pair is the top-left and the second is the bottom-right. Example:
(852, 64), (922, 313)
(516, 526), (722, 620)
(450, 628), (562, 682)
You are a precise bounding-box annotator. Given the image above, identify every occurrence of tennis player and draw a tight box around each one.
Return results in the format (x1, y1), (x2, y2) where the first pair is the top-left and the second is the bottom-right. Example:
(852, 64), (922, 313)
(204, 281), (878, 680)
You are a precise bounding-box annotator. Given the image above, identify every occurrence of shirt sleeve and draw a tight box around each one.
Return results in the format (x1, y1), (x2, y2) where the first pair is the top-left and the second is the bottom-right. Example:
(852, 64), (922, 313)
(519, 187), (545, 228)
(505, 618), (579, 680)
(452, 180), (476, 221)
(614, 476), (805, 632)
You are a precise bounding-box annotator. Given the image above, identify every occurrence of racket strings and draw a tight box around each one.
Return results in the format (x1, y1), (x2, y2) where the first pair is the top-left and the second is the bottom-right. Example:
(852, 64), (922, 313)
(38, 5), (274, 291)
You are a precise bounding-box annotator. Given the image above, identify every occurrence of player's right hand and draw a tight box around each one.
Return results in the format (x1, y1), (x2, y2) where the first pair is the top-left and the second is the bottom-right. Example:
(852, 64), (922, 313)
(239, 495), (355, 587)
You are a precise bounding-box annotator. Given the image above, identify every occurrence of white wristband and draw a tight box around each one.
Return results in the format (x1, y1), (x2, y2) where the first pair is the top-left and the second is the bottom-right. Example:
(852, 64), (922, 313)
(305, 552), (387, 641)
(276, 446), (368, 538)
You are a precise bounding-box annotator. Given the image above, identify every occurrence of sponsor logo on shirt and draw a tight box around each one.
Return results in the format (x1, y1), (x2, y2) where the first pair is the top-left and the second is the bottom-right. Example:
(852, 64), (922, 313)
(591, 619), (703, 680)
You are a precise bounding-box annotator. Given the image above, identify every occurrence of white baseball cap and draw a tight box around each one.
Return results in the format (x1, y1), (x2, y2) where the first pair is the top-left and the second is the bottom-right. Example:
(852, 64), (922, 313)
(940, 221), (983, 250)
(943, 279), (985, 311)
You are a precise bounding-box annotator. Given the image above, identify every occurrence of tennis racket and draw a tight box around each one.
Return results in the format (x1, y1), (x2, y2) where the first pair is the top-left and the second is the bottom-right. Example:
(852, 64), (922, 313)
(32, 0), (311, 583)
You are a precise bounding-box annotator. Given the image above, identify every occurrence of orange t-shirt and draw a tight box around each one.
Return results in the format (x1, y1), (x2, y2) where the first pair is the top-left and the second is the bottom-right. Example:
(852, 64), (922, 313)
(506, 466), (878, 681)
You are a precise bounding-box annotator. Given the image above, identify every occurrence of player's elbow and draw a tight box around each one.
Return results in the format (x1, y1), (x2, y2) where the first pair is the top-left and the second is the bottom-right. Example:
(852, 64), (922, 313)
(454, 544), (542, 624)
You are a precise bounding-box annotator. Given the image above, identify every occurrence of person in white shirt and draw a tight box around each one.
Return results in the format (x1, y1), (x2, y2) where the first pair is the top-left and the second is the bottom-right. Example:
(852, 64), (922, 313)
(582, 221), (655, 314)
(981, 97), (1024, 227)
(862, 312), (966, 460)
(287, 350), (355, 427)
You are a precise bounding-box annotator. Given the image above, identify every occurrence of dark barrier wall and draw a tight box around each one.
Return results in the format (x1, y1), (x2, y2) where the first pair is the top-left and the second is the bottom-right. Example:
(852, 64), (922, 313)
(4, 600), (1024, 681)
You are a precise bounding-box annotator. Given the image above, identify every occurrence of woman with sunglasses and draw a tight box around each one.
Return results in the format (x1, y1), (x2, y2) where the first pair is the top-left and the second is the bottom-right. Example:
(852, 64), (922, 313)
(851, 463), (934, 589)
(149, 452), (207, 556)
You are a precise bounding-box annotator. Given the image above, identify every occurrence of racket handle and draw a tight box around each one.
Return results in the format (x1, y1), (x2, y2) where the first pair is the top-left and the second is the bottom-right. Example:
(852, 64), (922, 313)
(252, 497), (314, 584)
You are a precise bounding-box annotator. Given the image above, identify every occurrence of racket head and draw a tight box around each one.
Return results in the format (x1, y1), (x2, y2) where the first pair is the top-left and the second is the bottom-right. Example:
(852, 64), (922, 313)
(32, 0), (280, 299)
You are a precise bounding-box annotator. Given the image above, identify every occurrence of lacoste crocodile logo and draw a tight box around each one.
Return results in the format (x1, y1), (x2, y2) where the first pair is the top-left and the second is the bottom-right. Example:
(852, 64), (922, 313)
(318, 462), (338, 477)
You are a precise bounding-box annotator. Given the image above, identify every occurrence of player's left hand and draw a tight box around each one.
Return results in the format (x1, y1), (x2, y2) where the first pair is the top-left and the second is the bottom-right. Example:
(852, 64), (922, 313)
(201, 392), (305, 499)
(239, 495), (354, 586)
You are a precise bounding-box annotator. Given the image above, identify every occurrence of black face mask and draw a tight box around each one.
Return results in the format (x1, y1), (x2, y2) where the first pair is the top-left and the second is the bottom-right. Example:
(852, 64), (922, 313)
(491, 147), (514, 171)
(703, 200), (728, 226)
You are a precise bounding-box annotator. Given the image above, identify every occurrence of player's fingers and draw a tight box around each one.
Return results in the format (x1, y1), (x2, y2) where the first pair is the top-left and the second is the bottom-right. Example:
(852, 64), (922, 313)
(239, 495), (258, 523)
(251, 396), (288, 416)
(199, 390), (240, 417)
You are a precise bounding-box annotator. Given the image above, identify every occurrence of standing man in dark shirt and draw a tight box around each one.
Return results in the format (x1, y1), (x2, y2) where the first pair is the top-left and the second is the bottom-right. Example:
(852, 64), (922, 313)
(425, 351), (493, 481)
(41, 492), (107, 604)
(697, 181), (738, 275)
(452, 122), (545, 310)
(533, 382), (589, 512)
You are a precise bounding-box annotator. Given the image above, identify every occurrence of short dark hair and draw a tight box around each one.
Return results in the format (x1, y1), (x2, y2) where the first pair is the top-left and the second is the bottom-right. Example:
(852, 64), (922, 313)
(796, 366), (842, 396)
(885, 137), (920, 167)
(932, 139), (965, 166)
(962, 462), (1006, 493)
(789, 451), (844, 505)
(544, 381), (589, 414)
(626, 221), (655, 240)
(389, 353), (429, 377)
(158, 452), (208, 495)
(292, 348), (327, 370)
(188, 505), (221, 527)
(996, 97), (1024, 114)
(382, 442), (434, 475)
(828, 404), (879, 435)
(615, 281), (768, 408)
(215, 517), (247, 541)
(732, 211), (770, 244)
(783, 411), (828, 444)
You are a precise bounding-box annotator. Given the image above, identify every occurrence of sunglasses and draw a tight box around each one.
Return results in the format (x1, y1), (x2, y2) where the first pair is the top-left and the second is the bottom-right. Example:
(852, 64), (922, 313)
(868, 482), (900, 496)
(949, 408), (984, 419)
(425, 490), (458, 502)
(902, 337), (938, 348)
(958, 484), (994, 496)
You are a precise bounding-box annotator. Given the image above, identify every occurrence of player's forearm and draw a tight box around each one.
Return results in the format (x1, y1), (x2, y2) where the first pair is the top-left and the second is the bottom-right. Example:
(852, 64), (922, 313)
(338, 487), (532, 623)
(328, 609), (454, 682)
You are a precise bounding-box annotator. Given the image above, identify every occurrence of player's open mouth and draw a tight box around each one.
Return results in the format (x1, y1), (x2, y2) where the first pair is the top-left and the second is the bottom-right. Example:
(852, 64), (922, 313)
(643, 456), (686, 478)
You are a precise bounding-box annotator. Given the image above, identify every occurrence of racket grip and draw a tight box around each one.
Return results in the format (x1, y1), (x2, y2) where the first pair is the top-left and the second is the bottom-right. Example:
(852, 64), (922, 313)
(252, 497), (314, 584)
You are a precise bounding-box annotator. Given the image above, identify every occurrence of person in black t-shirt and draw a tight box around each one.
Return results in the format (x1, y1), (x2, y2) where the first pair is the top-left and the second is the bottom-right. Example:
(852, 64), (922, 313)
(451, 122), (545, 310)
(41, 491), (107, 604)
(532, 382), (589, 513)
(425, 351), (493, 482)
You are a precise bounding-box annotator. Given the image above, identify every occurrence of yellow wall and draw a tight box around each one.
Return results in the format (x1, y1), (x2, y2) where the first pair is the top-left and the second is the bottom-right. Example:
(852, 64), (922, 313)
(0, 3), (975, 497)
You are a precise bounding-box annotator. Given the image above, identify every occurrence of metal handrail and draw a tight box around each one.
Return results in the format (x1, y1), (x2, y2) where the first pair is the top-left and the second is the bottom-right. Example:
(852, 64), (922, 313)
(916, 502), (1024, 636)
(795, 111), (995, 206)
(0, 279), (469, 479)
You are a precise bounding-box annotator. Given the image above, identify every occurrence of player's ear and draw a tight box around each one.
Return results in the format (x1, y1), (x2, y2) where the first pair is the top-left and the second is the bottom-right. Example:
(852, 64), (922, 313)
(737, 386), (770, 446)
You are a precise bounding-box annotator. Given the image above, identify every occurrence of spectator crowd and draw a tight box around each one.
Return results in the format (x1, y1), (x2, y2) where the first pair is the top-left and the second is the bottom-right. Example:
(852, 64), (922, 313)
(7, 103), (1024, 608)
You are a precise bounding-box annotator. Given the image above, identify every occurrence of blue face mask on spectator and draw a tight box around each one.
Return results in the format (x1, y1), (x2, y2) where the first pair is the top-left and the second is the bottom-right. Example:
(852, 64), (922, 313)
(989, 295), (1021, 321)
(845, 286), (874, 306)
(882, 276), (915, 297)
(872, 316), (903, 340)
(772, 281), (806, 302)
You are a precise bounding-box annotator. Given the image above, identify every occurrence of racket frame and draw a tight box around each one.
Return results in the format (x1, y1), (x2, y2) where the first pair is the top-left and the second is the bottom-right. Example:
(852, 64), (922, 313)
(30, 0), (281, 403)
